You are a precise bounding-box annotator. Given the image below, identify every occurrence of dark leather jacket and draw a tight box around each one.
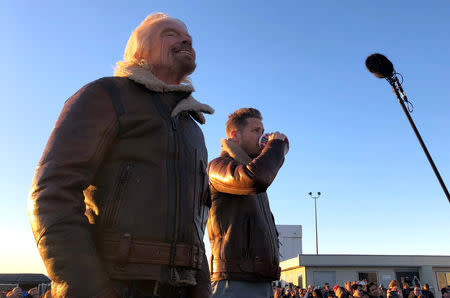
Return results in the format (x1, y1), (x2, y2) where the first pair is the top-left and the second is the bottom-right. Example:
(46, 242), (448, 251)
(206, 139), (286, 282)
(28, 77), (211, 297)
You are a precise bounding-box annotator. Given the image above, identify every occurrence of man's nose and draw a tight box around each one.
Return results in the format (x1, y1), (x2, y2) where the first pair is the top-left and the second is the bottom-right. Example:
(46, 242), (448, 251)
(181, 35), (192, 46)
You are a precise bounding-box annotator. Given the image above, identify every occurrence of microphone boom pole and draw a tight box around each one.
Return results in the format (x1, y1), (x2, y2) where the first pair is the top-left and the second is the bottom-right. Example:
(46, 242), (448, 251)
(366, 53), (450, 203)
(388, 76), (450, 203)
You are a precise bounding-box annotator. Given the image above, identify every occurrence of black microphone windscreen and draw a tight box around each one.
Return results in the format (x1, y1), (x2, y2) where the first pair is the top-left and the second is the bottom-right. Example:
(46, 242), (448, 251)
(365, 53), (394, 78)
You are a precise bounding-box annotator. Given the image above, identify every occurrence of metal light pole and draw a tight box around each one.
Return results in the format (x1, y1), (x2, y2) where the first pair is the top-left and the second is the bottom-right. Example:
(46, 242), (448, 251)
(308, 192), (321, 255)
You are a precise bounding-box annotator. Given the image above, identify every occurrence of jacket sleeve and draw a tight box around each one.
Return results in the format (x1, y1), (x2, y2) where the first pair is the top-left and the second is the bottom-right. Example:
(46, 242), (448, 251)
(28, 79), (119, 297)
(207, 139), (286, 196)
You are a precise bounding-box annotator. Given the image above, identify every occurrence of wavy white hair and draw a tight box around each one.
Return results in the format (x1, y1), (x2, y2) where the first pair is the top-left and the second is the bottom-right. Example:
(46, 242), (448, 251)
(115, 13), (172, 73)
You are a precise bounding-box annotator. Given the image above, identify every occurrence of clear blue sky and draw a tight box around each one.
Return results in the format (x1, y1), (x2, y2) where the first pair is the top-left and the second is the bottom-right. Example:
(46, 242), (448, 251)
(1, 1), (449, 274)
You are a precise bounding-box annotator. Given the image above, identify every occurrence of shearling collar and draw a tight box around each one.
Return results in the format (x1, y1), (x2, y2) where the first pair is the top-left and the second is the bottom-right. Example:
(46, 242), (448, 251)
(114, 62), (214, 124)
(220, 138), (252, 165)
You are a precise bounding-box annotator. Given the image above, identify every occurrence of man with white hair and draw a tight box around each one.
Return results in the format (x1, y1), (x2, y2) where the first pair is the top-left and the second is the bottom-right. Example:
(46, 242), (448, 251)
(28, 13), (213, 297)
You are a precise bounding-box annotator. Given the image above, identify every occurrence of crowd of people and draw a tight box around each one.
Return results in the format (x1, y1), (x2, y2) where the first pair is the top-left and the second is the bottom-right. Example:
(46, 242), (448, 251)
(272, 280), (450, 298)
(0, 286), (49, 298)
(1, 280), (449, 297)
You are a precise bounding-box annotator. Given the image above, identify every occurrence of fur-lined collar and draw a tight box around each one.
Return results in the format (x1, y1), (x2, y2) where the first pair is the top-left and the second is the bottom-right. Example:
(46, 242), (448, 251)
(221, 138), (252, 165)
(114, 63), (214, 124)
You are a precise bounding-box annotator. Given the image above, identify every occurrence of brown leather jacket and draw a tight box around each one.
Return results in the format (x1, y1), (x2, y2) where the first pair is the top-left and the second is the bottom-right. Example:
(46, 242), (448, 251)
(206, 138), (286, 282)
(28, 77), (211, 297)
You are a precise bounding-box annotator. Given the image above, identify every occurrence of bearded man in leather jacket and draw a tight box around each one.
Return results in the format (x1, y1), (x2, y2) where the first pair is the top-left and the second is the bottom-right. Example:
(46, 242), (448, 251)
(207, 108), (288, 298)
(28, 13), (213, 298)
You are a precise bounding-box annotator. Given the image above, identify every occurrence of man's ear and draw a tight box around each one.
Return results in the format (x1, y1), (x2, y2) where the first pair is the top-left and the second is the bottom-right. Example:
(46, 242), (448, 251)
(229, 130), (239, 143)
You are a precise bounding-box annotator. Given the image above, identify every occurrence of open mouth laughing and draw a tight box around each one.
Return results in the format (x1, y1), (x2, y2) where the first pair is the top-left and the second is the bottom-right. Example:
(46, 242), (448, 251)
(174, 46), (195, 58)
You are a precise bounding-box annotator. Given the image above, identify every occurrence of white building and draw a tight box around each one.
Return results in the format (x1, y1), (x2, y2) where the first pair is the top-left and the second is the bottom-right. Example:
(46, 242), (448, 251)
(274, 225), (450, 297)
(280, 254), (450, 298)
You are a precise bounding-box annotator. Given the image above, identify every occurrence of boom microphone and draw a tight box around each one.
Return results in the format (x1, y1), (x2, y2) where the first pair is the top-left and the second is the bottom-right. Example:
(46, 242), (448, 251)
(365, 53), (394, 79)
(365, 53), (450, 203)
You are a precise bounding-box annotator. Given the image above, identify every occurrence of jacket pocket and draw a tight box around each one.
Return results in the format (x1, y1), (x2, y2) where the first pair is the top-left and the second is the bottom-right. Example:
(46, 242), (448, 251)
(99, 161), (134, 230)
(243, 216), (253, 258)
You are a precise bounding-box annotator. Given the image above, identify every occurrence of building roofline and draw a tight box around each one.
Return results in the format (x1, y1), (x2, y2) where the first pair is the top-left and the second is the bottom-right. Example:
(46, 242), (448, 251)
(280, 254), (450, 269)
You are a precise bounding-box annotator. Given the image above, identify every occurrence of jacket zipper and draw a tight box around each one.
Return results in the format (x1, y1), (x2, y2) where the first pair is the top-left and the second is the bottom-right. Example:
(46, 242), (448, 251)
(147, 93), (180, 270)
(170, 116), (180, 266)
